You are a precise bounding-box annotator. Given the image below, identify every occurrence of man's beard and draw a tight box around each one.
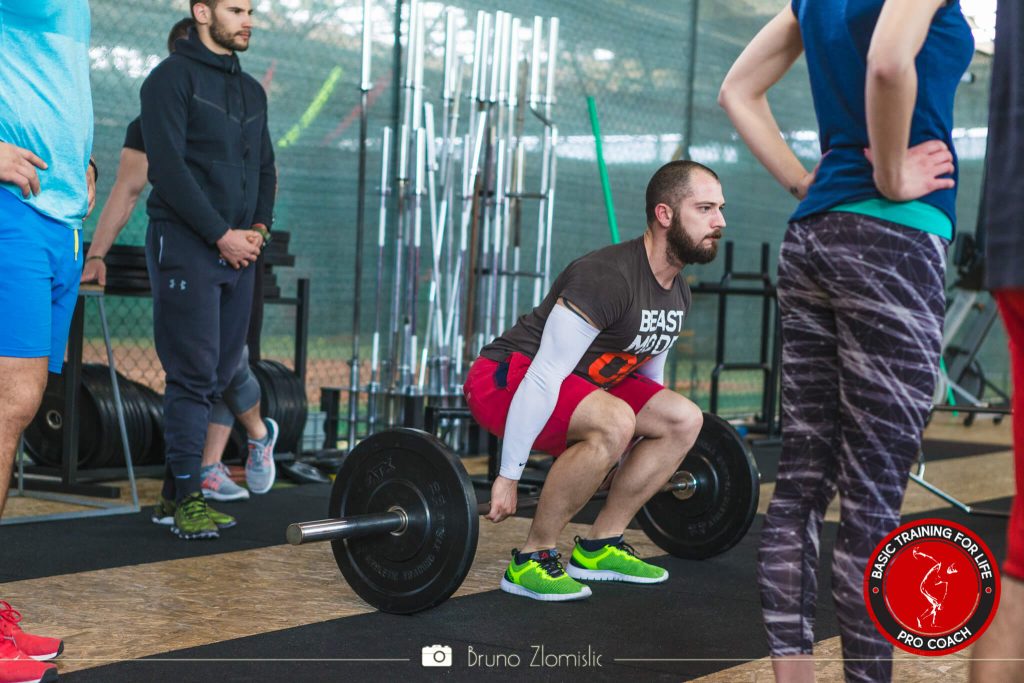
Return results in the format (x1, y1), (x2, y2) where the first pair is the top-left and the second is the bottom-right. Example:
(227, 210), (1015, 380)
(666, 213), (719, 266)
(210, 18), (249, 52)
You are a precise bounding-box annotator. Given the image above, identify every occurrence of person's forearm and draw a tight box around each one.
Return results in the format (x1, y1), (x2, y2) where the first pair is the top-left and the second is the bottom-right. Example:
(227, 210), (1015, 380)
(720, 95), (809, 198)
(499, 369), (562, 481)
(87, 184), (141, 257)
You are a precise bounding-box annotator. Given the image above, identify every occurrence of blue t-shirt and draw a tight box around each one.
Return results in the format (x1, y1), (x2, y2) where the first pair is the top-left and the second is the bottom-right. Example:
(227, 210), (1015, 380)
(0, 1), (93, 230)
(789, 0), (973, 228)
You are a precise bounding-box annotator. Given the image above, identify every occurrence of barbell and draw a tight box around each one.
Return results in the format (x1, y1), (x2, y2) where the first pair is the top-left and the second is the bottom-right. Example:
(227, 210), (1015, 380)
(286, 412), (760, 614)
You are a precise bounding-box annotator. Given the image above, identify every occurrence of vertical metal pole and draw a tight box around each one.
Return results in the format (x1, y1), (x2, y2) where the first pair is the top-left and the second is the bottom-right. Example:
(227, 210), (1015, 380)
(681, 0), (701, 161)
(541, 18), (559, 294)
(98, 296), (139, 509)
(367, 126), (392, 434)
(347, 0), (374, 449)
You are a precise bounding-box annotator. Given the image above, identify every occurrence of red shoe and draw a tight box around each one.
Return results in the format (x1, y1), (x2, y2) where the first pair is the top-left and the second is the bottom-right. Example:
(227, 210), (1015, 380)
(0, 604), (62, 661)
(0, 636), (57, 683)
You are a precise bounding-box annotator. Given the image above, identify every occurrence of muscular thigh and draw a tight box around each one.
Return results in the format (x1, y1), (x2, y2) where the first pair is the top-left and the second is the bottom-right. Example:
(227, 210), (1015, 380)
(631, 389), (701, 440)
(564, 388), (635, 445)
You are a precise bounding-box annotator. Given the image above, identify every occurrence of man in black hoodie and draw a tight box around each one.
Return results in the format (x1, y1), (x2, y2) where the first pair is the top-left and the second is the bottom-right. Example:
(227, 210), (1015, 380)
(140, 0), (276, 540)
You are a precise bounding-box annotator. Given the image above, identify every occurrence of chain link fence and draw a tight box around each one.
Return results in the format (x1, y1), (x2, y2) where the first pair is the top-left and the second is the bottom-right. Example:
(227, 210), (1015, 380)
(81, 0), (998, 437)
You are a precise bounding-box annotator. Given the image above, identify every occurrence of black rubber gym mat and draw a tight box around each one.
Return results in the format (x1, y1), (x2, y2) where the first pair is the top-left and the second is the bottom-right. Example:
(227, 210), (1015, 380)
(0, 483), (333, 583)
(61, 526), (794, 682)
(60, 502), (1010, 683)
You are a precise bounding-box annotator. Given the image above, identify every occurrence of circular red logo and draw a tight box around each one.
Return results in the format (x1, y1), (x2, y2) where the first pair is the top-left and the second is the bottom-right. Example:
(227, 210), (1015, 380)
(865, 519), (1000, 655)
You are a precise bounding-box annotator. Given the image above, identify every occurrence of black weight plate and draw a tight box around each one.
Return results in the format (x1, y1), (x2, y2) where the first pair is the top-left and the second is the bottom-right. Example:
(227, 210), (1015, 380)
(636, 412), (760, 560)
(103, 254), (148, 269)
(261, 361), (288, 449)
(23, 373), (101, 469)
(135, 382), (165, 465)
(103, 266), (149, 279)
(106, 244), (146, 256)
(265, 360), (307, 456)
(81, 365), (122, 469)
(103, 276), (152, 291)
(114, 373), (152, 467)
(329, 428), (479, 614)
(281, 460), (331, 484)
(263, 253), (295, 268)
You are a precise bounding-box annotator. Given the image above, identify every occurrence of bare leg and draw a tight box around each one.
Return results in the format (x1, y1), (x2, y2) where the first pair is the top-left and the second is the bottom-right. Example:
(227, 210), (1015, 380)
(0, 357), (49, 516)
(772, 654), (815, 683)
(589, 390), (703, 539)
(201, 422), (234, 468)
(235, 401), (266, 441)
(521, 390), (635, 553)
(970, 575), (1024, 682)
(201, 401), (267, 469)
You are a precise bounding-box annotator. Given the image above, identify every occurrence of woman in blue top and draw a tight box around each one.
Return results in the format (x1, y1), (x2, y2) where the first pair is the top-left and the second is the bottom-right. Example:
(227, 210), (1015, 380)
(719, 1), (973, 681)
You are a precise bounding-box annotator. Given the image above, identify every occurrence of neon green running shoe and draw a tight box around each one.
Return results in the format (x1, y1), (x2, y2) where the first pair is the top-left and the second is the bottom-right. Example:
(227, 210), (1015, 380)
(500, 549), (592, 602)
(566, 536), (668, 584)
(152, 495), (237, 530)
(170, 492), (220, 540)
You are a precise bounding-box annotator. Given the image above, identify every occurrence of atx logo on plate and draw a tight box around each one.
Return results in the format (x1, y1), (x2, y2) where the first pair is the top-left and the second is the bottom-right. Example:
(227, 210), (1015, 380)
(865, 518), (1000, 655)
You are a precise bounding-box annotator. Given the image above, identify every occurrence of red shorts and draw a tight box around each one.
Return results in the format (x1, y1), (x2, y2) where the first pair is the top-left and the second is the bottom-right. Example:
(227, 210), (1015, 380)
(995, 289), (1024, 581)
(463, 352), (665, 456)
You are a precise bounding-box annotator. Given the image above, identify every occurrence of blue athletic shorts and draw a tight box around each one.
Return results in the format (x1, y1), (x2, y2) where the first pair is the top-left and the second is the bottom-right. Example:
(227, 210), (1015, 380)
(0, 188), (81, 373)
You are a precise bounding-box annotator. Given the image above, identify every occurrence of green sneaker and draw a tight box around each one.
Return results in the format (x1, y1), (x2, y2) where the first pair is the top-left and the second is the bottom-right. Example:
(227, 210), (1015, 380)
(171, 492), (221, 540)
(152, 495), (236, 530)
(566, 536), (668, 584)
(500, 549), (592, 602)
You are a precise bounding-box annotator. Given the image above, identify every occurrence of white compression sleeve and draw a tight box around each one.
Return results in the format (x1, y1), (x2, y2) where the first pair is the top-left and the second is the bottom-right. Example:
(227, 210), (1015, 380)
(636, 349), (668, 385)
(498, 304), (600, 480)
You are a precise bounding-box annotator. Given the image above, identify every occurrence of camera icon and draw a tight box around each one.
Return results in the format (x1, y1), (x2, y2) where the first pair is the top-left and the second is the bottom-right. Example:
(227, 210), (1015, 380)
(421, 644), (453, 667)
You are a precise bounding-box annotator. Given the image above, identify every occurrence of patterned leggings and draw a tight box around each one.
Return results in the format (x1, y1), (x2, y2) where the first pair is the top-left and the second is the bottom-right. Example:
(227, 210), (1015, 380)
(758, 213), (946, 682)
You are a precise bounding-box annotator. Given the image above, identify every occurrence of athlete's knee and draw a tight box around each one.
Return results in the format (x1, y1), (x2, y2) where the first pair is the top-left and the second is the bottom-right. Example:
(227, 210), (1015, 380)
(0, 372), (47, 430)
(591, 401), (636, 461)
(669, 398), (703, 449)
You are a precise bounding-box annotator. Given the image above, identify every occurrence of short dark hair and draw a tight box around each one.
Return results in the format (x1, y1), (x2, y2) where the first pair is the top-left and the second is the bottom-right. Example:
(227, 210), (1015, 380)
(645, 160), (720, 224)
(167, 18), (195, 53)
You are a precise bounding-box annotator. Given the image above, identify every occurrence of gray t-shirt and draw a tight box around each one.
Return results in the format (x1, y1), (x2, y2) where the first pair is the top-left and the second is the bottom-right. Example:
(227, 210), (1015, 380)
(481, 236), (692, 387)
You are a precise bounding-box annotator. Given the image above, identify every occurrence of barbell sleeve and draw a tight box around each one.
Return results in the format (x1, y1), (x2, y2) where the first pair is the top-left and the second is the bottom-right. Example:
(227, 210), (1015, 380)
(287, 510), (407, 546)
